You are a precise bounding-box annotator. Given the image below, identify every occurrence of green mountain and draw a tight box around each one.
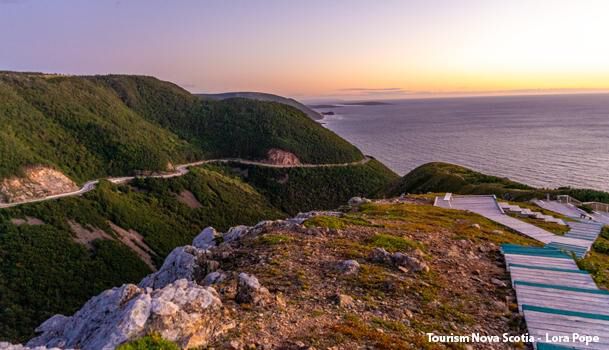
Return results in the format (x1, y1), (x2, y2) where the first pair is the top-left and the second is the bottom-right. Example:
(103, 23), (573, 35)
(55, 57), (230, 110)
(198, 91), (322, 120)
(0, 71), (397, 342)
(0, 72), (362, 183)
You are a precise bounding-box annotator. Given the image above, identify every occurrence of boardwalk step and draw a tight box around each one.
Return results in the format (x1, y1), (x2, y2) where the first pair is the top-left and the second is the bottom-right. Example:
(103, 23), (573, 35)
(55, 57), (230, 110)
(537, 343), (582, 350)
(508, 263), (588, 274)
(514, 281), (609, 295)
(523, 304), (609, 321)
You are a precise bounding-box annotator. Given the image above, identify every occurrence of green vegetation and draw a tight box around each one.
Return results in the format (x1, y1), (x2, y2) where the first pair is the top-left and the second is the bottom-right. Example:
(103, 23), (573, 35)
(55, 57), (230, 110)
(94, 75), (363, 164)
(357, 203), (541, 247)
(0, 168), (282, 341)
(504, 214), (570, 236)
(0, 72), (198, 182)
(388, 162), (609, 205)
(577, 204), (594, 213)
(303, 215), (374, 230)
(577, 226), (609, 289)
(593, 239), (609, 255)
(578, 233), (609, 290)
(0, 223), (150, 341)
(0, 72), (363, 183)
(366, 233), (421, 252)
(386, 162), (533, 200)
(116, 333), (180, 350)
(215, 159), (398, 215)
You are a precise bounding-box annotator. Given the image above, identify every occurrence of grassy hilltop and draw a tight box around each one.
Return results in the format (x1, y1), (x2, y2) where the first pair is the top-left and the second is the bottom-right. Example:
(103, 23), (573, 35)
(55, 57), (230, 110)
(387, 162), (609, 204)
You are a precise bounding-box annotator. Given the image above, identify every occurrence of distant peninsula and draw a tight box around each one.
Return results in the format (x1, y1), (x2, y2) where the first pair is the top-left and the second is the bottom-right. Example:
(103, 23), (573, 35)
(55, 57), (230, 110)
(310, 101), (392, 109)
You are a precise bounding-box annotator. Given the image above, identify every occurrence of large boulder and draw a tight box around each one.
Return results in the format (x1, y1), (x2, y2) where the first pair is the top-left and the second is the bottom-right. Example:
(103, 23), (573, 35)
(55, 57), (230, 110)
(192, 227), (218, 250)
(27, 284), (152, 349)
(222, 225), (250, 243)
(27, 280), (226, 350)
(139, 246), (209, 289)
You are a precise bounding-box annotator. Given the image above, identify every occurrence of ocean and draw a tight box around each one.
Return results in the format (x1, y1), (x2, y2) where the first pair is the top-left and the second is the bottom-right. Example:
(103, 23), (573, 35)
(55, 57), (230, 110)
(315, 94), (609, 191)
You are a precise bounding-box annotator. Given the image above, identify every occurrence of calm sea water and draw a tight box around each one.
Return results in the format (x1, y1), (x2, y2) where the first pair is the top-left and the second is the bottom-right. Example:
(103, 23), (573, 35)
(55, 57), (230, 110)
(315, 94), (609, 191)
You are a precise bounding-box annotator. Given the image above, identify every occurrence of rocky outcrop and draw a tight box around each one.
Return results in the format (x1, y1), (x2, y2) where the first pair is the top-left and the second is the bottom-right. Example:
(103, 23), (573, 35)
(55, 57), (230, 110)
(264, 149), (301, 165)
(0, 166), (78, 203)
(192, 227), (218, 250)
(26, 279), (225, 350)
(19, 209), (344, 349)
(139, 245), (214, 290)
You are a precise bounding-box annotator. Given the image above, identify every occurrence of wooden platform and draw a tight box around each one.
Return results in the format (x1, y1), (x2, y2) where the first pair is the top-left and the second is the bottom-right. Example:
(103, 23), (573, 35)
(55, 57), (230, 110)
(502, 244), (609, 349)
(435, 194), (601, 257)
(435, 194), (609, 348)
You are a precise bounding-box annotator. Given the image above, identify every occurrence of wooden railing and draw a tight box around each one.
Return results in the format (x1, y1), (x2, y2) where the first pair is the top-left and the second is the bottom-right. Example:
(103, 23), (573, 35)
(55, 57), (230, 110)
(556, 195), (582, 206)
(584, 201), (609, 213)
(556, 194), (609, 213)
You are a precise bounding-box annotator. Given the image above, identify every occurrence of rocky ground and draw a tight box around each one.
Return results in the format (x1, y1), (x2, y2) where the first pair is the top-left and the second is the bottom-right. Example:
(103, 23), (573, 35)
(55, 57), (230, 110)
(0, 166), (78, 203)
(3, 196), (541, 350)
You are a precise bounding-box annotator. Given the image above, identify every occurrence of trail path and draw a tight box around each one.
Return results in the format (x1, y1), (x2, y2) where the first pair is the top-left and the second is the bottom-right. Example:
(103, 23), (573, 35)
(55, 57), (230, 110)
(0, 156), (371, 209)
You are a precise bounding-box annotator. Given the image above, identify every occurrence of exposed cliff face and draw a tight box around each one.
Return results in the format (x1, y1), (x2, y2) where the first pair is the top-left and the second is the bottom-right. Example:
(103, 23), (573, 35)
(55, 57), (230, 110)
(0, 166), (78, 203)
(264, 149), (301, 166)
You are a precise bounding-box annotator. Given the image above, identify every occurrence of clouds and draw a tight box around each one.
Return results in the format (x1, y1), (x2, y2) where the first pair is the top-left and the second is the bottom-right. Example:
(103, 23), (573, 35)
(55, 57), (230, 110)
(337, 87), (404, 92)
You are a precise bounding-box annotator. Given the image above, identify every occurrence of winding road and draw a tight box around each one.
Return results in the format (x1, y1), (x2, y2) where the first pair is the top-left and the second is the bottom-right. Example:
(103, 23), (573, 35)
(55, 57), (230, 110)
(0, 156), (371, 209)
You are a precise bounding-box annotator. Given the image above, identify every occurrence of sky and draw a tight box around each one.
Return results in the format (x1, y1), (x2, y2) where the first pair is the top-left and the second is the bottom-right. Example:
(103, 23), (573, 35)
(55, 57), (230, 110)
(2, 0), (609, 100)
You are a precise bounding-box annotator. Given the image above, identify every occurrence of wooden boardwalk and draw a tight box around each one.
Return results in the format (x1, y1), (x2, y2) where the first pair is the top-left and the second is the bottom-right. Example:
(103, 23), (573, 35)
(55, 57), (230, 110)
(502, 245), (609, 349)
(435, 194), (609, 349)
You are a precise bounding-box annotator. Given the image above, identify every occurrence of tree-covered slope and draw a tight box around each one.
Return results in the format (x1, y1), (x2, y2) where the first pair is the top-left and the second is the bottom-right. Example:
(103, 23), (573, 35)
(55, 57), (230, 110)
(93, 75), (363, 163)
(0, 73), (197, 182)
(198, 91), (322, 120)
(0, 167), (283, 341)
(0, 72), (363, 183)
(211, 159), (399, 215)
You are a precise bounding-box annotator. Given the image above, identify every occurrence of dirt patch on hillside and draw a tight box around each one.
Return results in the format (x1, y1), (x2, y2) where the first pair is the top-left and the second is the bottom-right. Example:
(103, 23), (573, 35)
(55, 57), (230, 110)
(176, 190), (203, 209)
(0, 166), (78, 203)
(264, 149), (301, 166)
(10, 216), (45, 226)
(109, 222), (157, 271)
(68, 220), (114, 249)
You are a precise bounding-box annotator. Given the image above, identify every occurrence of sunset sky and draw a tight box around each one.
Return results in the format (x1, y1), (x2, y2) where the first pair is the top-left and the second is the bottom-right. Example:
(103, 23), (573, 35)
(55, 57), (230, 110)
(2, 0), (609, 99)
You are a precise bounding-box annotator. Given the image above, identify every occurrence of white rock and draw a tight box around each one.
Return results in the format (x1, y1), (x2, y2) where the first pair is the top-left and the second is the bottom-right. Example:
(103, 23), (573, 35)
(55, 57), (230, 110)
(27, 280), (224, 350)
(348, 197), (371, 206)
(192, 227), (218, 249)
(139, 245), (206, 289)
(236, 273), (270, 305)
(222, 225), (250, 243)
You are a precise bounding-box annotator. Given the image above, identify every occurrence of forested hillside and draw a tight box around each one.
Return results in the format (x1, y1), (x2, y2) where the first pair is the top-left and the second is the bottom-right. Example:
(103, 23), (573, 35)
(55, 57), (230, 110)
(0, 72), (362, 183)
(0, 167), (283, 341)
